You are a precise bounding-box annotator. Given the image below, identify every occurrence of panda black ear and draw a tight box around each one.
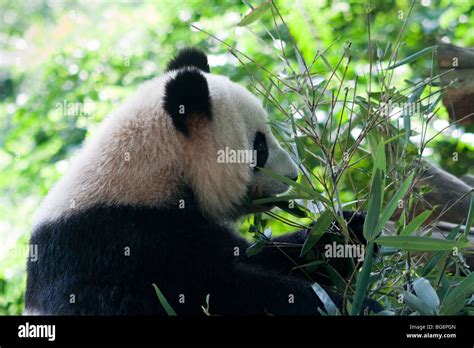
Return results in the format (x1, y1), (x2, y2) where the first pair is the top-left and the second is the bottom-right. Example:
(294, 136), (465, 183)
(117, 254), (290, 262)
(165, 47), (210, 73)
(163, 69), (212, 135)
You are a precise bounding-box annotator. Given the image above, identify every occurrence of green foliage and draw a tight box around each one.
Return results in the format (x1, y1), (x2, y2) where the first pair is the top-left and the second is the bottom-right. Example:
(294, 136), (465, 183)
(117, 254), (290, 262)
(301, 209), (334, 256)
(238, 0), (473, 316)
(1, 0), (473, 315)
(440, 273), (474, 315)
(385, 45), (437, 70)
(237, 1), (272, 26)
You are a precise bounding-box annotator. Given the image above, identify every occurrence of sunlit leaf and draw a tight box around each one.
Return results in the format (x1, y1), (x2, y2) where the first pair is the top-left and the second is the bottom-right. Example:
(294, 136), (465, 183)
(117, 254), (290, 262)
(237, 1), (272, 26)
(385, 45), (437, 70)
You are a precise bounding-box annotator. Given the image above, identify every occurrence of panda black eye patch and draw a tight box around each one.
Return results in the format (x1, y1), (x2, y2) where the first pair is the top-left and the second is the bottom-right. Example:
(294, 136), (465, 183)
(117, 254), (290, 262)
(253, 131), (268, 170)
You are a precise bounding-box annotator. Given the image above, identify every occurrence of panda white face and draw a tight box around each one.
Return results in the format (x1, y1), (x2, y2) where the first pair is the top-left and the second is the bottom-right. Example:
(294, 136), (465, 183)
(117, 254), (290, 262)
(214, 76), (299, 203)
(223, 83), (299, 215)
(34, 48), (299, 226)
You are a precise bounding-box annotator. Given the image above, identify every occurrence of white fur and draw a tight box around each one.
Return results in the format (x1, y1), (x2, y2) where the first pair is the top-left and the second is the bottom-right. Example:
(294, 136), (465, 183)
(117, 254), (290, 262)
(23, 307), (43, 315)
(35, 71), (298, 226)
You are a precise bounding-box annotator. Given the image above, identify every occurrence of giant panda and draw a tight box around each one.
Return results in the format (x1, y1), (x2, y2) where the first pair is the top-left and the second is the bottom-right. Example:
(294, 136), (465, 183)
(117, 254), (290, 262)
(25, 48), (381, 315)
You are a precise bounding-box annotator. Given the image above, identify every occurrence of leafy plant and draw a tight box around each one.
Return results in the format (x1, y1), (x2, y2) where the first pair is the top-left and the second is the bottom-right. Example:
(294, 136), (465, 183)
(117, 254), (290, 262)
(211, 0), (474, 315)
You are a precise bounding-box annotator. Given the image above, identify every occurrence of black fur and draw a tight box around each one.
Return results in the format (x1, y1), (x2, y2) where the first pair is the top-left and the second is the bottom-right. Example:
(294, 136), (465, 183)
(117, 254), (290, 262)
(247, 211), (377, 285)
(163, 69), (212, 135)
(165, 47), (210, 73)
(26, 203), (319, 315)
(25, 200), (382, 315)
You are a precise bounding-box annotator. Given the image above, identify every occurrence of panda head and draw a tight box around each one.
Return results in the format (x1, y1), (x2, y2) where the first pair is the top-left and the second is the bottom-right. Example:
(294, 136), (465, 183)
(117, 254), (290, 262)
(34, 48), (299, 226)
(163, 48), (298, 220)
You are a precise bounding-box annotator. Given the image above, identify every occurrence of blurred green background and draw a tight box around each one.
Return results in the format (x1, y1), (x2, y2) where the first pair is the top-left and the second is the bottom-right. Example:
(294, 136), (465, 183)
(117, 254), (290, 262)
(0, 0), (473, 315)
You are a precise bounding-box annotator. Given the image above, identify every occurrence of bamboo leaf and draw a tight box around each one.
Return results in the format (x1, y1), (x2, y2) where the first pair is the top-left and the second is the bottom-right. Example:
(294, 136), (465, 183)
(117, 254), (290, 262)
(385, 45), (437, 70)
(295, 48), (306, 76)
(237, 1), (272, 26)
(402, 107), (411, 146)
(384, 131), (407, 145)
(367, 130), (380, 160)
(363, 169), (383, 241)
(374, 141), (386, 172)
(253, 194), (311, 205)
(420, 251), (445, 277)
(323, 263), (348, 292)
(402, 292), (434, 315)
(413, 278), (440, 313)
(400, 210), (432, 236)
(408, 84), (426, 103)
(464, 194), (474, 238)
(301, 209), (334, 256)
(295, 136), (305, 161)
(402, 84), (424, 145)
(420, 225), (460, 276)
(152, 284), (177, 316)
(425, 93), (442, 115)
(311, 282), (341, 315)
(373, 173), (414, 235)
(289, 110), (305, 162)
(259, 167), (330, 204)
(375, 236), (470, 251)
(350, 241), (375, 315)
(440, 273), (474, 315)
